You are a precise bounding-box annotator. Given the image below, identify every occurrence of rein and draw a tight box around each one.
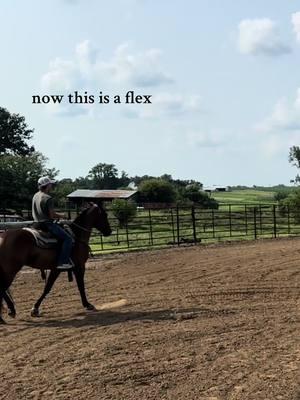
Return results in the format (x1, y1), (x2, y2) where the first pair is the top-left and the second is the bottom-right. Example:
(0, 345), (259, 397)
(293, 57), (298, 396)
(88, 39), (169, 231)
(71, 221), (93, 234)
(71, 204), (100, 234)
(71, 221), (94, 257)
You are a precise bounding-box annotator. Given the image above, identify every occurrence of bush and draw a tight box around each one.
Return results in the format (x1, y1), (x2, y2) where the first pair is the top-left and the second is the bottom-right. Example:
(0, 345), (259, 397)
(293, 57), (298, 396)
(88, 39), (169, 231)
(137, 179), (177, 203)
(274, 190), (290, 202)
(111, 199), (137, 227)
(279, 189), (300, 222)
(183, 185), (219, 209)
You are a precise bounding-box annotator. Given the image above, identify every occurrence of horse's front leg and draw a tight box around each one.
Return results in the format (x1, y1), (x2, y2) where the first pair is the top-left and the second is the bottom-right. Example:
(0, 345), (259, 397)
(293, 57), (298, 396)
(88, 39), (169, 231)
(74, 265), (96, 311)
(0, 293), (5, 324)
(31, 269), (60, 317)
(3, 290), (16, 318)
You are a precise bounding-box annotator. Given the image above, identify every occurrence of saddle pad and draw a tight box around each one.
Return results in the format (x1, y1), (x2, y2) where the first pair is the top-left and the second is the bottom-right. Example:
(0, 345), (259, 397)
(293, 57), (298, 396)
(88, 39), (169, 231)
(23, 227), (58, 249)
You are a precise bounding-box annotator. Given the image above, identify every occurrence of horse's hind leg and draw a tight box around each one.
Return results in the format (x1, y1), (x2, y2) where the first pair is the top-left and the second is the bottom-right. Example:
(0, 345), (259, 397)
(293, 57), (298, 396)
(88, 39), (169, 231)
(31, 269), (60, 317)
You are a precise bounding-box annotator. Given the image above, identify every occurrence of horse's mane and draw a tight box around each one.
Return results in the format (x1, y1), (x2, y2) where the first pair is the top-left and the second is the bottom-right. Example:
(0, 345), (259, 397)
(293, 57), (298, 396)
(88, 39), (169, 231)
(72, 206), (90, 225)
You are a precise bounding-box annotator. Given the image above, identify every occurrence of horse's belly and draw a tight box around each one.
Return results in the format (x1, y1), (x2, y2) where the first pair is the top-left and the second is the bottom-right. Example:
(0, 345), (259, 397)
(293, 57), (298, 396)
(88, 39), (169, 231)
(29, 248), (58, 269)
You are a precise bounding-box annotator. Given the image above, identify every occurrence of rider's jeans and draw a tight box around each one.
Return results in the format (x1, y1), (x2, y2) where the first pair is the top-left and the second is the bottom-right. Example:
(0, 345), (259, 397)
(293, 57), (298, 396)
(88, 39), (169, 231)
(44, 222), (73, 265)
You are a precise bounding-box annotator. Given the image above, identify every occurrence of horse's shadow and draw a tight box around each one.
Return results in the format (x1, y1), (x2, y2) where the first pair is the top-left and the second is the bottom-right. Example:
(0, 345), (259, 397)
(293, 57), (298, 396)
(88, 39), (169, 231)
(21, 306), (236, 329)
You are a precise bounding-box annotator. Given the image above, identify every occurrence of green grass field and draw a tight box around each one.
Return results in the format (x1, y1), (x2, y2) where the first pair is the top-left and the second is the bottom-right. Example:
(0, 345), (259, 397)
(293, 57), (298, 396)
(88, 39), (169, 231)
(212, 189), (276, 204)
(89, 194), (300, 254)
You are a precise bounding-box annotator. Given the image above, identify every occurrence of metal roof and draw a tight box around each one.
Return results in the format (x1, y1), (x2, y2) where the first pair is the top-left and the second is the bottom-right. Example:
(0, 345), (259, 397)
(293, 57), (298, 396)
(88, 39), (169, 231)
(67, 189), (137, 200)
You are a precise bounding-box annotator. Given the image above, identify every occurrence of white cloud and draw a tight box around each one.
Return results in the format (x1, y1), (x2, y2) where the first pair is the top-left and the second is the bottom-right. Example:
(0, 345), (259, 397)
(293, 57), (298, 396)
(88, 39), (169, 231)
(41, 40), (173, 93)
(41, 58), (83, 92)
(237, 18), (291, 56)
(40, 41), (175, 116)
(106, 44), (173, 87)
(40, 41), (206, 118)
(292, 12), (300, 42)
(256, 89), (300, 132)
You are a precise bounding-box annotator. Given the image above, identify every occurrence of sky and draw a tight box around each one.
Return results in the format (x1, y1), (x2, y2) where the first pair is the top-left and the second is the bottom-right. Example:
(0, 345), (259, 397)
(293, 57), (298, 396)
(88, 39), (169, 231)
(0, 0), (299, 186)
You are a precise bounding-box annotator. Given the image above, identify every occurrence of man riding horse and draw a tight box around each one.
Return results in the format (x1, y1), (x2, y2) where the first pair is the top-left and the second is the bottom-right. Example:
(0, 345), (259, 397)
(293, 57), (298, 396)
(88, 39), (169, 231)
(0, 183), (112, 324)
(32, 176), (73, 270)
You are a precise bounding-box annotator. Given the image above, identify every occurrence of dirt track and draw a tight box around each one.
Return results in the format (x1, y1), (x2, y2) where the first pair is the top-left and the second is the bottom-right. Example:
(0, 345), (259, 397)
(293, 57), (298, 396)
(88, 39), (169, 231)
(1, 238), (300, 400)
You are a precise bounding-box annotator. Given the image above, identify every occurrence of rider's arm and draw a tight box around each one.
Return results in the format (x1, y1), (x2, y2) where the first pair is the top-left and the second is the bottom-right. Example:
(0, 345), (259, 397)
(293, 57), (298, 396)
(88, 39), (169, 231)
(49, 209), (66, 219)
(47, 199), (66, 220)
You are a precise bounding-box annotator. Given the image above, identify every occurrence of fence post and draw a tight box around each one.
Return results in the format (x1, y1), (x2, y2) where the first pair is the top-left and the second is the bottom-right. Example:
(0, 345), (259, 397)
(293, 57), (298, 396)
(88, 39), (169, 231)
(191, 206), (197, 243)
(259, 205), (263, 235)
(212, 209), (215, 238)
(148, 209), (153, 246)
(176, 206), (180, 246)
(273, 205), (277, 238)
(287, 205), (291, 234)
(229, 204), (232, 237)
(245, 205), (248, 236)
(170, 208), (176, 244)
(253, 207), (257, 239)
(126, 223), (130, 248)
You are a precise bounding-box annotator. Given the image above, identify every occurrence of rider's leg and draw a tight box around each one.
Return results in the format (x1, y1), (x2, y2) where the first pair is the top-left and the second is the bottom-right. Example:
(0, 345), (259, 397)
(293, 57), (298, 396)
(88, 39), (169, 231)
(44, 223), (73, 267)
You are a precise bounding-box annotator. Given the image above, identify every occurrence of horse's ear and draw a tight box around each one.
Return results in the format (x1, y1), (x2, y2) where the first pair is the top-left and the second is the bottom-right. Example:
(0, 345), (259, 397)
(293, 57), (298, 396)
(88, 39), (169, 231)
(80, 201), (89, 212)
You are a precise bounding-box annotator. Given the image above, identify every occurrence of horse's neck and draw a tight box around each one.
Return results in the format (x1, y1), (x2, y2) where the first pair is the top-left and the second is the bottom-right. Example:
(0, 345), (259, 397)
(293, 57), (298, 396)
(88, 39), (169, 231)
(72, 212), (93, 243)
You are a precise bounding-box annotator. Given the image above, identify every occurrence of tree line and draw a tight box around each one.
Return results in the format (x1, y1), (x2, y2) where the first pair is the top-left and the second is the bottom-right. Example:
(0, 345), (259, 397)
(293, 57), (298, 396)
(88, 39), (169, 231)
(1, 107), (300, 215)
(0, 107), (218, 213)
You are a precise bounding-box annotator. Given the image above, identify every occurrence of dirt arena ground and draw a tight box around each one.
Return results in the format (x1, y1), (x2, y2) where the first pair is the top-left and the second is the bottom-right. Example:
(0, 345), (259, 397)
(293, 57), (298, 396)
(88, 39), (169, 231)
(1, 238), (300, 400)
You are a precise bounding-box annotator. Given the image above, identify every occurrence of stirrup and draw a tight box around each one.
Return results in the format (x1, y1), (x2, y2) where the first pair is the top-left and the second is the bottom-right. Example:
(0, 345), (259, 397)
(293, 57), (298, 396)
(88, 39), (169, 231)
(57, 263), (73, 270)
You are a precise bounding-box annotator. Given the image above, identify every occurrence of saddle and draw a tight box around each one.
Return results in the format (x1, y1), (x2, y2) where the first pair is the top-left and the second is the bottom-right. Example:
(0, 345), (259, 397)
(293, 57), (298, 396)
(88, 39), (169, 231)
(23, 222), (74, 249)
(23, 228), (58, 249)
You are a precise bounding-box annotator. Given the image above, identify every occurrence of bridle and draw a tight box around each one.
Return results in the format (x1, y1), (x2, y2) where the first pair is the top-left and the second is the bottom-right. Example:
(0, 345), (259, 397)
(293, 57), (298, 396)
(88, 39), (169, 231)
(71, 221), (93, 234)
(71, 203), (106, 244)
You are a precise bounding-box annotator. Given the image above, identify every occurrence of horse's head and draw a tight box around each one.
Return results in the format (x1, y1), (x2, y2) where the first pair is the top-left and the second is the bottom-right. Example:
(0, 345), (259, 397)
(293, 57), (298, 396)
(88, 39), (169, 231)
(88, 203), (112, 237)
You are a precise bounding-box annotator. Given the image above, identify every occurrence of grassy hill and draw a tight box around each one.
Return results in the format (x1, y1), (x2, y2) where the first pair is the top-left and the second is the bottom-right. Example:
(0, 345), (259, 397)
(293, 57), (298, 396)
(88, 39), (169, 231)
(212, 189), (276, 204)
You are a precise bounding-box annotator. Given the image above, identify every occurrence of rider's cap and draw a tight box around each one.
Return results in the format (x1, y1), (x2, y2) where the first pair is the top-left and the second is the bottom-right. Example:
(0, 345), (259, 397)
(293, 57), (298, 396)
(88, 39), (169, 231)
(38, 176), (56, 188)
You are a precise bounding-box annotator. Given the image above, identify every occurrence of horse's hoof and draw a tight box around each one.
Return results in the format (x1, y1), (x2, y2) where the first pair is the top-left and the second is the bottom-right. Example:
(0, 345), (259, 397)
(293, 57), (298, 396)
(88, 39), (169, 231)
(31, 308), (40, 318)
(8, 310), (16, 319)
(0, 317), (6, 325)
(86, 304), (97, 312)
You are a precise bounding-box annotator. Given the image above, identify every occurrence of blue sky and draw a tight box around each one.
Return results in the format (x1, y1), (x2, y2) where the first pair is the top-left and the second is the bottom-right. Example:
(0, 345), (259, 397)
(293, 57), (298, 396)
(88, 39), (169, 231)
(0, 0), (299, 186)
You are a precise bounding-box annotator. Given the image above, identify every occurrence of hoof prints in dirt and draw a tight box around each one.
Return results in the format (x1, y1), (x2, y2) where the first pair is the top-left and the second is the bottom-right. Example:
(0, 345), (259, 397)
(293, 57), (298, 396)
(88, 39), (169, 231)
(1, 238), (300, 400)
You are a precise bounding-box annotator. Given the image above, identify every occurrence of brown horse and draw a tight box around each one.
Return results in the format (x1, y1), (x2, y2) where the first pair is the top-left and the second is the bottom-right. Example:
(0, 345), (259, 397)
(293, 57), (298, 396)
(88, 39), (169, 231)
(0, 203), (111, 324)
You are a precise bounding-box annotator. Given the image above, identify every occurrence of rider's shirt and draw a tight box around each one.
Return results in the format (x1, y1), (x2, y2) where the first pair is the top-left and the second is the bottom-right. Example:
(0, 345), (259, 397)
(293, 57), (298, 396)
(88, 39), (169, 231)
(32, 191), (54, 222)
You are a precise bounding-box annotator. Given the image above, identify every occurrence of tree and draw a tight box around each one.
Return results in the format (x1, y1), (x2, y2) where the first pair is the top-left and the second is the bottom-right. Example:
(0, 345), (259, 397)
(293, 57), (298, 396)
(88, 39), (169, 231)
(53, 178), (77, 207)
(279, 189), (300, 223)
(182, 185), (219, 208)
(138, 179), (177, 203)
(88, 163), (131, 189)
(111, 199), (137, 227)
(289, 146), (300, 184)
(88, 163), (116, 189)
(0, 152), (58, 211)
(278, 147), (300, 221)
(0, 107), (35, 155)
(274, 190), (289, 202)
(119, 170), (131, 188)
